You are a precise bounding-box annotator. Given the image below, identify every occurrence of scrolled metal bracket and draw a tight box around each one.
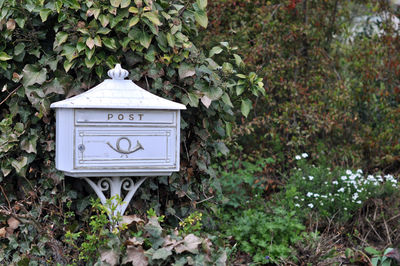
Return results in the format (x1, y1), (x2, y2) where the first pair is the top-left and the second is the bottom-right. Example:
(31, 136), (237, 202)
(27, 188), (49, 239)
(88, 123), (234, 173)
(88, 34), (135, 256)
(83, 176), (148, 221)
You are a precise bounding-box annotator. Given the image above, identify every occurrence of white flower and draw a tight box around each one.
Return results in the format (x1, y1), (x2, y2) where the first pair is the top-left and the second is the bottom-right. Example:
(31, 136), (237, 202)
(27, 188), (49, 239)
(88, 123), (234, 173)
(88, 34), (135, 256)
(344, 207), (348, 210)
(301, 153), (308, 158)
(356, 200), (362, 204)
(346, 170), (352, 175)
(308, 203), (314, 208)
(295, 203), (300, 207)
(295, 155), (301, 160)
(338, 187), (345, 193)
(332, 181), (339, 185)
(313, 193), (320, 197)
(309, 176), (314, 181)
(341, 176), (347, 181)
(307, 192), (313, 197)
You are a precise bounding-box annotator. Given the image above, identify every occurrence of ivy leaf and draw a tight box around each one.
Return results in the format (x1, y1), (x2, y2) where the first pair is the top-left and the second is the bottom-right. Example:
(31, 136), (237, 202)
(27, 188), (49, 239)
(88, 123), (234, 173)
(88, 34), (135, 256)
(142, 12), (161, 26)
(55, 32), (68, 47)
(175, 234), (202, 254)
(94, 35), (102, 47)
(152, 248), (172, 260)
(100, 249), (119, 266)
(103, 37), (117, 50)
(240, 99), (252, 118)
(128, 16), (139, 27)
(178, 63), (195, 79)
(20, 135), (38, 154)
(221, 93), (233, 107)
(200, 95), (212, 108)
(11, 156), (28, 176)
(139, 31), (152, 49)
(122, 246), (148, 266)
(0, 52), (12, 61)
(99, 14), (110, 27)
(110, 0), (122, 7)
(121, 0), (131, 8)
(144, 217), (162, 238)
(194, 10), (207, 28)
(166, 32), (175, 48)
(22, 64), (47, 87)
(40, 8), (52, 22)
(86, 37), (95, 49)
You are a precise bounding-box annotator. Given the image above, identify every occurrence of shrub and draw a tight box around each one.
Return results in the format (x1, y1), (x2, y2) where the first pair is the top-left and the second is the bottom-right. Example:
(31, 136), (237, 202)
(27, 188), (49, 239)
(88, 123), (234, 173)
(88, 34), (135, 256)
(281, 154), (400, 223)
(0, 0), (263, 263)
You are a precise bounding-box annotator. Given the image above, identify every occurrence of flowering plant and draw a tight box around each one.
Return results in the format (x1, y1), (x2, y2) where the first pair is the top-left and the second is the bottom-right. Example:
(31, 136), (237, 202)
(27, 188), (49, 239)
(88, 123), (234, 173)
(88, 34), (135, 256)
(282, 154), (399, 222)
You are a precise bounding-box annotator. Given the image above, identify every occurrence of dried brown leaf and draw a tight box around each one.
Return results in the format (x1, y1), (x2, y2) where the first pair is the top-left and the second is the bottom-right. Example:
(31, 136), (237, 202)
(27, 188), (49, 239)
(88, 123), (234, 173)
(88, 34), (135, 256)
(122, 246), (148, 266)
(174, 234), (202, 254)
(125, 236), (144, 246)
(0, 227), (6, 238)
(7, 217), (20, 230)
(201, 95), (212, 108)
(122, 215), (144, 227)
(100, 249), (119, 266)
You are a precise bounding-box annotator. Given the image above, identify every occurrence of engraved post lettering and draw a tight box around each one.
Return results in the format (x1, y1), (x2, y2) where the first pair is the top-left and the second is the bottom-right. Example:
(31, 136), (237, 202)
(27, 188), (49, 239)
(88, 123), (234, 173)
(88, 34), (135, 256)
(118, 114), (124, 120)
(138, 113), (144, 120)
(108, 114), (113, 120)
(129, 114), (134, 120)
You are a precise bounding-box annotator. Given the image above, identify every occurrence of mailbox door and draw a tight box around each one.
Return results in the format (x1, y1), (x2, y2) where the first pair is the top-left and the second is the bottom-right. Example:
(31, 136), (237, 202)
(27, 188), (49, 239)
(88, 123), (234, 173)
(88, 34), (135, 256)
(74, 127), (178, 170)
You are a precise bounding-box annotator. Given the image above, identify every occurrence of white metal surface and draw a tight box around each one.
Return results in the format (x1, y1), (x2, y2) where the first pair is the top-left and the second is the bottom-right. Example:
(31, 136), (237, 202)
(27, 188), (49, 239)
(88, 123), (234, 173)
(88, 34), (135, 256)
(50, 64), (186, 110)
(51, 64), (185, 221)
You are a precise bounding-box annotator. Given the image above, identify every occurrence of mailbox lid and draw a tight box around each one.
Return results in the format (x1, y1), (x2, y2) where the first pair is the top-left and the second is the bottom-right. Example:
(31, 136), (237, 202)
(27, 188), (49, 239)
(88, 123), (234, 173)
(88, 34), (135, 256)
(50, 65), (186, 110)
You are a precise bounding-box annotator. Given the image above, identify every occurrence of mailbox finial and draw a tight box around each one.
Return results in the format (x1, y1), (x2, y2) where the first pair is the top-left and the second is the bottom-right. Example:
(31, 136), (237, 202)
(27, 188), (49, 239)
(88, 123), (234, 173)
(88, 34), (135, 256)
(108, 64), (129, 80)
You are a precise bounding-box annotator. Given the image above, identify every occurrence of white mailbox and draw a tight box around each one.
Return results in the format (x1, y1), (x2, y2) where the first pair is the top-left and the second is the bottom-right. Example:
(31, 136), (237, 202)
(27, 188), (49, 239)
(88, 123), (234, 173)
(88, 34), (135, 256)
(50, 64), (186, 178)
(50, 64), (186, 220)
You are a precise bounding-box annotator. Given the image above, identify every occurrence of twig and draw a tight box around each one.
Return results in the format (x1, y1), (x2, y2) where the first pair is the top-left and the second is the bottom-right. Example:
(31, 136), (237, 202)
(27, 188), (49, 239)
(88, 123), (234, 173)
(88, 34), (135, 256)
(195, 196), (214, 205)
(383, 214), (392, 245)
(365, 218), (384, 242)
(0, 185), (11, 209)
(0, 85), (21, 106)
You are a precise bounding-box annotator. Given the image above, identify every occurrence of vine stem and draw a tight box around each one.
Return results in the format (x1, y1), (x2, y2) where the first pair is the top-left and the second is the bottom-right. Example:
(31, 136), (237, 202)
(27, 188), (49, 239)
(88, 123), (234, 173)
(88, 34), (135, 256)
(0, 85), (21, 106)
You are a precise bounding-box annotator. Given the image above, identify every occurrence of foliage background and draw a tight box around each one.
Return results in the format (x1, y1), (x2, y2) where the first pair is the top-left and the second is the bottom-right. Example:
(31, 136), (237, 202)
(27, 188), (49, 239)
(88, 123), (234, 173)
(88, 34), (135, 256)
(1, 0), (400, 264)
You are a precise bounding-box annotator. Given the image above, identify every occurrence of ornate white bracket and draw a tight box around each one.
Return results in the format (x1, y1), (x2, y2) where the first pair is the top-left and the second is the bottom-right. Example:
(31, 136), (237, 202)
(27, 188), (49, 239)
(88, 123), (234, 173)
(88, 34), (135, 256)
(83, 176), (148, 220)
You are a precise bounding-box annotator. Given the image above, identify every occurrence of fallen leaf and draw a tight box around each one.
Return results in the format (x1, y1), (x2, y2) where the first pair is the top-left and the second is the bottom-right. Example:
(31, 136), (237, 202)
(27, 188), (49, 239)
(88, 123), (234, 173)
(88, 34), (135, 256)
(122, 215), (144, 227)
(125, 236), (144, 246)
(7, 217), (20, 230)
(122, 246), (148, 266)
(100, 249), (119, 266)
(0, 227), (6, 238)
(152, 247), (172, 260)
(174, 234), (202, 254)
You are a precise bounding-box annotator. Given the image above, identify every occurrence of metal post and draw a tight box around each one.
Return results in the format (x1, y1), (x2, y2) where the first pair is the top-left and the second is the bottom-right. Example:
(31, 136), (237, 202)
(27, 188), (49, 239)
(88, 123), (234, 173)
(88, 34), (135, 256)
(83, 176), (148, 223)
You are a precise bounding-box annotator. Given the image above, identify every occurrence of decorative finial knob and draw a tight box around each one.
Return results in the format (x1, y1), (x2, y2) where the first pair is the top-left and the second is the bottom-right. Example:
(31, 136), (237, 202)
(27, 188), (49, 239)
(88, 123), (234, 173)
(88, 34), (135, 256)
(108, 64), (129, 80)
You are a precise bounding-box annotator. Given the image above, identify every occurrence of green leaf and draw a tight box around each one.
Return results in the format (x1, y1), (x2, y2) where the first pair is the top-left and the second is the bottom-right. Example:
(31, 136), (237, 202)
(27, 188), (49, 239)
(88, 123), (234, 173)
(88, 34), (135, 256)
(61, 44), (78, 61)
(94, 35), (102, 47)
(0, 51), (12, 61)
(152, 248), (172, 260)
(103, 37), (117, 50)
(121, 0), (131, 8)
(84, 57), (96, 68)
(99, 14), (110, 28)
(240, 99), (252, 117)
(194, 10), (207, 28)
(20, 135), (38, 154)
(14, 43), (25, 56)
(166, 32), (175, 48)
(110, 0), (122, 7)
(233, 54), (243, 66)
(128, 16), (139, 27)
(236, 74), (246, 79)
(221, 93), (233, 107)
(142, 12), (161, 26)
(22, 64), (47, 87)
(197, 0), (207, 10)
(179, 63), (195, 79)
(128, 6), (138, 13)
(209, 46), (223, 57)
(63, 60), (74, 72)
(11, 156), (28, 176)
(55, 32), (68, 47)
(139, 31), (152, 49)
(365, 247), (381, 256)
(40, 8), (52, 22)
